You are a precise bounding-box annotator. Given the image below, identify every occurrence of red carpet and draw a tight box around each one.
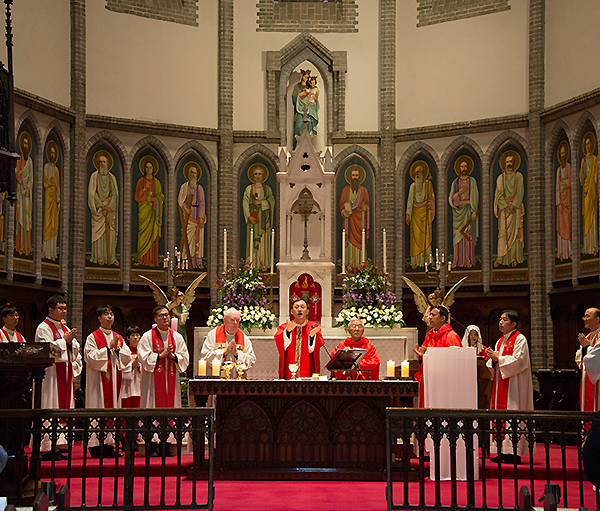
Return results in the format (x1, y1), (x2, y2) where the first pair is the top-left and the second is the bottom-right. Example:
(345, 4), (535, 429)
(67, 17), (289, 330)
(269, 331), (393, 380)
(35, 442), (598, 511)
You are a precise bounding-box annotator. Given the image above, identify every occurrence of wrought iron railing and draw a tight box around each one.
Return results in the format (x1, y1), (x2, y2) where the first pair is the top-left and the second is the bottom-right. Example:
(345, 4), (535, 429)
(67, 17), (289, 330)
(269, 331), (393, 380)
(386, 408), (599, 511)
(0, 408), (214, 510)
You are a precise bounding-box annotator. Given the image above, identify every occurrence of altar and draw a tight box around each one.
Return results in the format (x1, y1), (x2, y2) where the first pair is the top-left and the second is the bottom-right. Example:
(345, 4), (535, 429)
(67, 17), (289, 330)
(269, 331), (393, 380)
(188, 378), (418, 479)
(194, 326), (419, 380)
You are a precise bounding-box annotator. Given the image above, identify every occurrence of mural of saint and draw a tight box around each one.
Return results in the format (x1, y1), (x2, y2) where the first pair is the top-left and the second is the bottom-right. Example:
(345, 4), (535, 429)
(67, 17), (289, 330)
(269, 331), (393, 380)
(134, 155), (164, 266)
(555, 139), (572, 261)
(178, 161), (206, 268)
(42, 140), (60, 261)
(15, 130), (33, 256)
(339, 164), (370, 269)
(580, 131), (598, 256)
(242, 163), (274, 270)
(292, 69), (310, 149)
(88, 150), (119, 266)
(406, 160), (435, 269)
(494, 150), (525, 267)
(448, 155), (479, 268)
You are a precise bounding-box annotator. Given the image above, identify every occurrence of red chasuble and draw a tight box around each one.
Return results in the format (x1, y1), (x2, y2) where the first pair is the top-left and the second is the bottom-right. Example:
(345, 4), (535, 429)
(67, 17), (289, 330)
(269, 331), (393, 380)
(214, 325), (245, 350)
(151, 327), (177, 408)
(274, 321), (324, 379)
(414, 323), (462, 408)
(330, 336), (381, 380)
(489, 330), (520, 410)
(44, 319), (73, 409)
(92, 329), (124, 408)
(581, 331), (600, 412)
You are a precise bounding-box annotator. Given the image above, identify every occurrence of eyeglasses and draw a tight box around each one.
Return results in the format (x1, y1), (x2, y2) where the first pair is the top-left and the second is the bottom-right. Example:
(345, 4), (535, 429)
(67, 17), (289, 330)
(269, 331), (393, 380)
(156, 313), (170, 319)
(52, 306), (67, 311)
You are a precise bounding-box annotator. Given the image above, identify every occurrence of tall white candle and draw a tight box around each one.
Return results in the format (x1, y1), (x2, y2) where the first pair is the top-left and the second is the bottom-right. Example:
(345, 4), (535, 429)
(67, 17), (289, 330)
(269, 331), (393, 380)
(212, 359), (221, 378)
(361, 229), (366, 263)
(270, 229), (275, 274)
(341, 229), (346, 274)
(383, 229), (387, 273)
(249, 228), (254, 267)
(223, 229), (227, 269)
(198, 359), (206, 377)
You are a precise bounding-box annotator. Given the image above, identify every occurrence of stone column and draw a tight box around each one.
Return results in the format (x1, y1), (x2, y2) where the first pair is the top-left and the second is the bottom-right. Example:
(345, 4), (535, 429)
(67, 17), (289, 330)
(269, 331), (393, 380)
(68, 0), (86, 333)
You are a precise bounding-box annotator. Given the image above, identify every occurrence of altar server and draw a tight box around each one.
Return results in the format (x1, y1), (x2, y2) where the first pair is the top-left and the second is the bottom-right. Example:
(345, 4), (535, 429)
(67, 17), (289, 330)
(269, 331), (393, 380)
(0, 303), (26, 342)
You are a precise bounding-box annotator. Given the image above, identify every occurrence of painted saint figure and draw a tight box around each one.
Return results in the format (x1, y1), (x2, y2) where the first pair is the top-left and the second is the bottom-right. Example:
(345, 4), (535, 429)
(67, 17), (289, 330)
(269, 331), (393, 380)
(292, 69), (310, 149)
(242, 163), (275, 270)
(296, 75), (319, 139)
(556, 140), (572, 260)
(42, 141), (60, 261)
(494, 151), (525, 267)
(134, 156), (164, 266)
(15, 131), (33, 255)
(406, 161), (435, 269)
(88, 150), (119, 265)
(339, 164), (370, 269)
(178, 162), (206, 268)
(448, 156), (479, 268)
(580, 132), (598, 256)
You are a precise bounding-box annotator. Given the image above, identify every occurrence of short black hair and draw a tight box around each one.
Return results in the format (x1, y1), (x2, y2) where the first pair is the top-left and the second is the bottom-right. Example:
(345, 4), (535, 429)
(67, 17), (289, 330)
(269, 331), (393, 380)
(126, 325), (141, 339)
(503, 309), (520, 325)
(152, 305), (168, 319)
(433, 305), (450, 322)
(46, 295), (66, 311)
(292, 298), (307, 308)
(0, 303), (17, 319)
(96, 304), (113, 319)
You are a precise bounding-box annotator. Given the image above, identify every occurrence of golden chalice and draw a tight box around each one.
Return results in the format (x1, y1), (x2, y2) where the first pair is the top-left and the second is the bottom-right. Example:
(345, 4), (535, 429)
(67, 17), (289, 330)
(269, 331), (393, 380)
(236, 362), (247, 380)
(222, 361), (236, 380)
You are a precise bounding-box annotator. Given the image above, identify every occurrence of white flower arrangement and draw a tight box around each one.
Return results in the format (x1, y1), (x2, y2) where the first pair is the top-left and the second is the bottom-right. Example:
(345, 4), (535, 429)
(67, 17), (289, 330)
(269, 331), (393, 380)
(335, 305), (404, 329)
(207, 305), (277, 332)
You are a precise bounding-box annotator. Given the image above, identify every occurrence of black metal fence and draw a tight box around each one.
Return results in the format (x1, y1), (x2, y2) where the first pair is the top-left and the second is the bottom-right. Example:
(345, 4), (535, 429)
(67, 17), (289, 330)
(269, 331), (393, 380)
(386, 408), (599, 511)
(0, 408), (214, 510)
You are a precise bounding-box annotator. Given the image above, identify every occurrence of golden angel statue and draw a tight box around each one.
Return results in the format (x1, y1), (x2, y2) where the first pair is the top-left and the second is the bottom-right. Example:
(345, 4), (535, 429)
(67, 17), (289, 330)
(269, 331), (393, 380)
(139, 272), (206, 343)
(401, 275), (468, 329)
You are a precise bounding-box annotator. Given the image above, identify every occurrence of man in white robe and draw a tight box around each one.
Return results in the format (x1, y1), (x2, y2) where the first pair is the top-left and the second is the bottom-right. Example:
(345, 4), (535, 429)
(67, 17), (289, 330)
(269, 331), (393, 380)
(35, 295), (82, 459)
(138, 305), (189, 455)
(576, 308), (600, 412)
(84, 304), (131, 457)
(485, 309), (534, 463)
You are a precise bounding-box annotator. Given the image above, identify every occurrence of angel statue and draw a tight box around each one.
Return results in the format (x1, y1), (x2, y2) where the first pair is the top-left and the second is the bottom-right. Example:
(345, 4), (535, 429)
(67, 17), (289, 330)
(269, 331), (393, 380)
(401, 275), (468, 330)
(139, 273), (206, 343)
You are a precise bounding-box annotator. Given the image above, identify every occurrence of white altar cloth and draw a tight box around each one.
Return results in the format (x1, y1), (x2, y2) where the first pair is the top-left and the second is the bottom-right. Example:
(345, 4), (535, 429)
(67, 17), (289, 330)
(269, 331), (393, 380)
(423, 346), (479, 481)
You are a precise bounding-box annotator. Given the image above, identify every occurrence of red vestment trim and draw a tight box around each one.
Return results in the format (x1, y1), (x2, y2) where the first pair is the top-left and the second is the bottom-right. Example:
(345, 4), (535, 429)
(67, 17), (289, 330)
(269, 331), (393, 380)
(151, 327), (177, 408)
(92, 329), (123, 408)
(581, 331), (600, 412)
(44, 319), (72, 409)
(214, 325), (245, 350)
(274, 321), (323, 379)
(490, 330), (520, 410)
(0, 328), (25, 343)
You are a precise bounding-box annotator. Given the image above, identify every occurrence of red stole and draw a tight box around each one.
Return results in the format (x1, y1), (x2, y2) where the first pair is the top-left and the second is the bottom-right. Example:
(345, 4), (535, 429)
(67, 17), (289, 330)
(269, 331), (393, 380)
(214, 325), (245, 350)
(0, 328), (25, 343)
(44, 319), (72, 409)
(275, 321), (322, 379)
(92, 329), (123, 408)
(490, 330), (520, 410)
(581, 331), (600, 412)
(151, 327), (177, 408)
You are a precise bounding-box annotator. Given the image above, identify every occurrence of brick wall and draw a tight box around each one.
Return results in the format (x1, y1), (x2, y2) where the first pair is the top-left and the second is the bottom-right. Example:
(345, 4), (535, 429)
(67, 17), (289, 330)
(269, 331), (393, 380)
(105, 0), (198, 26)
(417, 0), (510, 27)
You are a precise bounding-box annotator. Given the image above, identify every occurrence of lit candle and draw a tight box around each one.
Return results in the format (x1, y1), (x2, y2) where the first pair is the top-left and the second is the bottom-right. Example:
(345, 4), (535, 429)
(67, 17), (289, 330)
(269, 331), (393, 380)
(387, 360), (395, 378)
(441, 253), (444, 264)
(361, 228), (366, 263)
(425, 262), (428, 272)
(448, 260), (452, 273)
(223, 229), (227, 269)
(436, 248), (439, 263)
(341, 229), (346, 274)
(249, 228), (254, 267)
(212, 359), (221, 378)
(198, 359), (206, 377)
(401, 360), (410, 378)
(383, 229), (387, 273)
(270, 228), (275, 274)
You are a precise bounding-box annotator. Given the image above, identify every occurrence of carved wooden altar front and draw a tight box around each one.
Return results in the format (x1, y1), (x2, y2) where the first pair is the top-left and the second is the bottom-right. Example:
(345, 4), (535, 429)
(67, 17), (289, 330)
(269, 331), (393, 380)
(188, 379), (418, 479)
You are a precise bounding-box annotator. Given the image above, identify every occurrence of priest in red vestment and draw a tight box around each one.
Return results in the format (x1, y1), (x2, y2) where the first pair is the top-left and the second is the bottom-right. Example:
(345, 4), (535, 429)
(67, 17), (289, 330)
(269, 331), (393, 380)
(330, 318), (380, 380)
(576, 308), (600, 412)
(275, 299), (324, 379)
(413, 306), (462, 407)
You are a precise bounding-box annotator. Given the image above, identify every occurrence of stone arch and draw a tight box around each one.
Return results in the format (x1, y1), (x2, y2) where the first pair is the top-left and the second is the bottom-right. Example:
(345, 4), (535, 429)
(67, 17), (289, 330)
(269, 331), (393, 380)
(484, 130), (529, 171)
(333, 145), (381, 181)
(572, 110), (597, 152)
(15, 110), (43, 155)
(173, 140), (217, 177)
(276, 399), (329, 467)
(85, 130), (129, 172)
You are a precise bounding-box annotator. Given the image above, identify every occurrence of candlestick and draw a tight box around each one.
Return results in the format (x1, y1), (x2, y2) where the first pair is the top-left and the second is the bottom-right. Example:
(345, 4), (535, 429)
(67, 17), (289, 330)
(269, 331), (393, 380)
(448, 260), (452, 273)
(361, 228), (366, 263)
(425, 262), (428, 272)
(198, 359), (206, 377)
(223, 229), (227, 269)
(383, 229), (387, 273)
(441, 253), (444, 264)
(341, 229), (346, 274)
(436, 248), (439, 263)
(401, 360), (410, 378)
(249, 228), (254, 268)
(387, 360), (395, 378)
(212, 359), (221, 378)
(270, 228), (275, 274)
